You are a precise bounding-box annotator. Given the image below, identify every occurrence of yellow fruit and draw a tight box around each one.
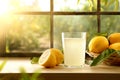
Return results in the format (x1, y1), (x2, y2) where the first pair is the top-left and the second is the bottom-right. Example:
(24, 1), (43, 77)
(38, 49), (57, 68)
(108, 33), (120, 44)
(88, 36), (109, 53)
(38, 48), (64, 68)
(109, 42), (120, 50)
(51, 48), (64, 65)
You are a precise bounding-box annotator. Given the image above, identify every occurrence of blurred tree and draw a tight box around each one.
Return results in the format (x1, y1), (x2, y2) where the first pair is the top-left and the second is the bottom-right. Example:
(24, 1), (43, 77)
(7, 15), (50, 51)
(6, 0), (120, 52)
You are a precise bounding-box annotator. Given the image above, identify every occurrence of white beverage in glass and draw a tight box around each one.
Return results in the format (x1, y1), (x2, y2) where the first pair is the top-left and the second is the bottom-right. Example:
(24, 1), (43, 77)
(62, 32), (86, 67)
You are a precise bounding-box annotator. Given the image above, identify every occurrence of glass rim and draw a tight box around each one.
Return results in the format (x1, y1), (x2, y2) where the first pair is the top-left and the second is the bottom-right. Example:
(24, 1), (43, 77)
(61, 32), (86, 38)
(62, 32), (86, 34)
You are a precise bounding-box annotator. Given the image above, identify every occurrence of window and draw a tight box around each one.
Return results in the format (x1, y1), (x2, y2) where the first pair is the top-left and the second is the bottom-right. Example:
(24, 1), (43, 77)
(0, 0), (120, 57)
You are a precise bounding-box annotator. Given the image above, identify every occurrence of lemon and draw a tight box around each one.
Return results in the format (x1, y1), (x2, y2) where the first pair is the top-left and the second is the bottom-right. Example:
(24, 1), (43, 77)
(38, 48), (64, 68)
(88, 36), (109, 53)
(108, 33), (120, 44)
(109, 42), (120, 50)
(38, 49), (57, 68)
(51, 48), (64, 65)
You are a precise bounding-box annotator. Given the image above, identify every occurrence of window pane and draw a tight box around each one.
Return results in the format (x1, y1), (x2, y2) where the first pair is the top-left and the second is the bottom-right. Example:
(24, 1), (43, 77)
(0, 0), (50, 13)
(6, 15), (50, 52)
(54, 15), (97, 49)
(101, 0), (120, 11)
(54, 0), (97, 12)
(101, 15), (120, 33)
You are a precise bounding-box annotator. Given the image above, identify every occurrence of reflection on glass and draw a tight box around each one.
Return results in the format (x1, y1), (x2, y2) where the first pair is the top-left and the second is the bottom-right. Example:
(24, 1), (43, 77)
(6, 15), (50, 52)
(101, 0), (120, 11)
(54, 15), (97, 49)
(54, 0), (97, 12)
(101, 15), (120, 33)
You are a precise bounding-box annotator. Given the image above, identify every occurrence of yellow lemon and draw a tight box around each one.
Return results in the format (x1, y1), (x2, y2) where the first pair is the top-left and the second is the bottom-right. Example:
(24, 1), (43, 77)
(88, 36), (109, 53)
(108, 33), (120, 44)
(38, 49), (57, 68)
(109, 42), (120, 50)
(51, 48), (64, 65)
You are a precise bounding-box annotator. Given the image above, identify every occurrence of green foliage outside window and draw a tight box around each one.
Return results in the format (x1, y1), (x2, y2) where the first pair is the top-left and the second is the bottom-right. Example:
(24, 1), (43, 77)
(4, 0), (120, 52)
(6, 15), (50, 52)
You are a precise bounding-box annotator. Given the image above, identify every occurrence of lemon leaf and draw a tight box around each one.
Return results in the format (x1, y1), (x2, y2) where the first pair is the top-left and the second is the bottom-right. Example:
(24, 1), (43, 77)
(116, 50), (120, 55)
(90, 49), (115, 66)
(0, 60), (6, 71)
(95, 33), (108, 37)
(77, 0), (80, 4)
(30, 71), (41, 80)
(31, 57), (39, 64)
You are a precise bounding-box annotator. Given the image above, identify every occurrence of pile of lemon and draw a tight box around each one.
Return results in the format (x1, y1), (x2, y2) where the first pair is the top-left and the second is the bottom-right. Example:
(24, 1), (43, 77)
(88, 33), (120, 54)
(39, 48), (64, 68)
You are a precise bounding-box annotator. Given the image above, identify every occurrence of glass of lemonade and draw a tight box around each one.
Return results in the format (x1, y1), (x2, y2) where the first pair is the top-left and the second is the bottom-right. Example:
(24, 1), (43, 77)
(62, 32), (86, 68)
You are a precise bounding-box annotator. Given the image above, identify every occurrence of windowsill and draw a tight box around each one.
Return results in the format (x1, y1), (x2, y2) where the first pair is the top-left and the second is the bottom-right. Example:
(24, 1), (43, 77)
(0, 58), (120, 80)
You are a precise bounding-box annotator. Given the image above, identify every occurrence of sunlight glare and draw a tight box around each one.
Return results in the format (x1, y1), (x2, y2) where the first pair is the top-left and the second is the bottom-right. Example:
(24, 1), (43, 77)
(0, 0), (13, 26)
(38, 0), (50, 11)
(19, 0), (34, 6)
(54, 0), (87, 11)
(0, 0), (11, 15)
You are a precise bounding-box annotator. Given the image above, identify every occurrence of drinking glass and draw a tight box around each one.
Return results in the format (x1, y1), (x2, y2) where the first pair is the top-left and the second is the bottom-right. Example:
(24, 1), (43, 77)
(62, 32), (86, 68)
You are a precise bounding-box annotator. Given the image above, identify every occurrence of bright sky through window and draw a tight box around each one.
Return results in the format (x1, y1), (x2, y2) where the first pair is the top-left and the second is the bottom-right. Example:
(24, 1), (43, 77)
(19, 0), (35, 6)
(38, 0), (50, 11)
(0, 0), (88, 14)
(54, 0), (88, 11)
(0, 0), (11, 15)
(0, 0), (50, 13)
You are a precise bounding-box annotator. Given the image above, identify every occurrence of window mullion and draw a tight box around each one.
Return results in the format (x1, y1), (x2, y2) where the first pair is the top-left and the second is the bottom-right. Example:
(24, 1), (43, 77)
(50, 0), (54, 48)
(97, 0), (101, 33)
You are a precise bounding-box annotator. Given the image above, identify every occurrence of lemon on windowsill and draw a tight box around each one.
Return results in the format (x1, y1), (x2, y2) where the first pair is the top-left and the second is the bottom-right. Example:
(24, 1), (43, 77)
(38, 48), (64, 68)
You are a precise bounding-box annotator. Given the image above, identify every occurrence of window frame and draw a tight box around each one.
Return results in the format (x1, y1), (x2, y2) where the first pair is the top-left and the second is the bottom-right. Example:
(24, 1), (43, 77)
(0, 0), (120, 57)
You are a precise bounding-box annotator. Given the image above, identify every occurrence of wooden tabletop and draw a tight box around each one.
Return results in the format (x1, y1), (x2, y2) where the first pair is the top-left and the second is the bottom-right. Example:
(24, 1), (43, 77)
(0, 58), (120, 80)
